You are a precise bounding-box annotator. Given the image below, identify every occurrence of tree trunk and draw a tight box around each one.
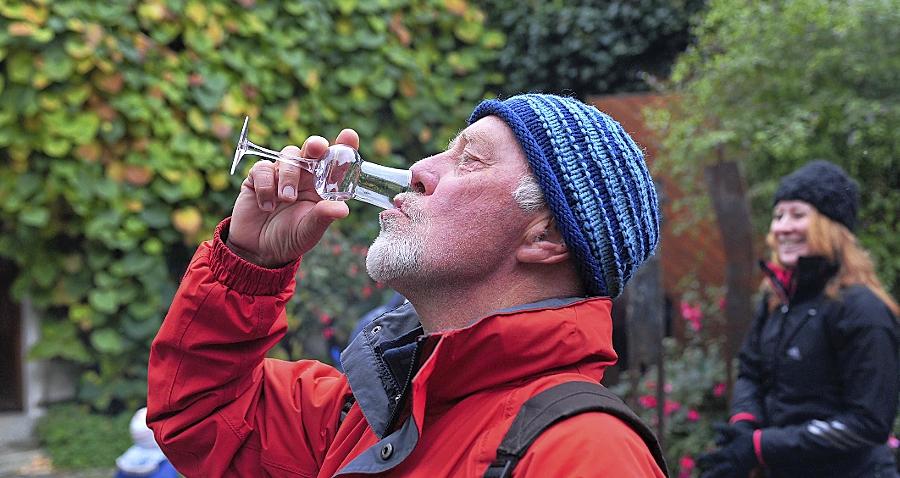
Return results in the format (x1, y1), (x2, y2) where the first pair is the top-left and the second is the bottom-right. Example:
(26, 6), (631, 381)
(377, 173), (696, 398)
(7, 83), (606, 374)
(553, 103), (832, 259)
(625, 253), (666, 444)
(704, 157), (755, 395)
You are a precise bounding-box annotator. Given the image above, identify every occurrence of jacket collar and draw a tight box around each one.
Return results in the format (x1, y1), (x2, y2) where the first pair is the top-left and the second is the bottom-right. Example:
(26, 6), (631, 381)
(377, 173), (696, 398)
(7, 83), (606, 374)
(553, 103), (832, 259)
(760, 256), (839, 304)
(340, 296), (617, 438)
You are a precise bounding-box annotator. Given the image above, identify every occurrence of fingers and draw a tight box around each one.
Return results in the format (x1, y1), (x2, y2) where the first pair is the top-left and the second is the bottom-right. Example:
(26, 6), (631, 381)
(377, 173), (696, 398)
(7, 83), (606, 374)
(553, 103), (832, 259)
(277, 145), (304, 202)
(301, 135), (330, 159)
(247, 161), (277, 212)
(335, 128), (360, 150)
(243, 130), (359, 211)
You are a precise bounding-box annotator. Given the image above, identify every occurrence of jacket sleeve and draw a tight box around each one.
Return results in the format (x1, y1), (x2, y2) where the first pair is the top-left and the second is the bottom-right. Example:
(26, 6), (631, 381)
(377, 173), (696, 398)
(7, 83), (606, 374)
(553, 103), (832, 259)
(757, 286), (900, 467)
(729, 298), (769, 426)
(147, 219), (351, 477)
(514, 413), (666, 477)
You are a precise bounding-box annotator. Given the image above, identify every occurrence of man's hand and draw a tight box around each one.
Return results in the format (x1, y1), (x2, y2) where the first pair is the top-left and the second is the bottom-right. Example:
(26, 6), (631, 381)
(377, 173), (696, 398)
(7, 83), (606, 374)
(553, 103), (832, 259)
(697, 423), (757, 478)
(226, 129), (359, 267)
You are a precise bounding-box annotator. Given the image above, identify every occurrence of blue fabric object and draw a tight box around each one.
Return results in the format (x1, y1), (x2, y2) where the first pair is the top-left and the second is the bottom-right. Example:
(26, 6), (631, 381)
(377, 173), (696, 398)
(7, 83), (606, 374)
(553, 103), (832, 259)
(115, 458), (178, 478)
(468, 94), (660, 297)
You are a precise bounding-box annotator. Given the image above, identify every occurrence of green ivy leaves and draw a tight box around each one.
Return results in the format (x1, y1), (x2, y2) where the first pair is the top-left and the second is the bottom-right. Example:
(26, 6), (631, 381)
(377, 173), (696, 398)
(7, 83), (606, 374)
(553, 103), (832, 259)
(0, 0), (503, 411)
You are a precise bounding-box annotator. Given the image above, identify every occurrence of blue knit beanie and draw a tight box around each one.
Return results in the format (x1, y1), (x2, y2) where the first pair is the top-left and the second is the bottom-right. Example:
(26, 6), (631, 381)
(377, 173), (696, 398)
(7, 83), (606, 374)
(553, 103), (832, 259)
(468, 94), (660, 298)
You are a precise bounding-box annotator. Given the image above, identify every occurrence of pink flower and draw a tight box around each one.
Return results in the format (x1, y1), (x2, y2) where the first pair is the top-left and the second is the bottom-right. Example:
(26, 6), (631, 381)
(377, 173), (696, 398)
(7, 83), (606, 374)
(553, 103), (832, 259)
(713, 382), (727, 397)
(318, 313), (332, 325)
(361, 285), (373, 298)
(680, 301), (703, 331)
(678, 455), (695, 478)
(687, 409), (700, 422)
(638, 395), (657, 409)
(664, 383), (673, 393)
(718, 296), (727, 311)
(664, 400), (681, 416)
(322, 327), (334, 339)
(889, 435), (899, 449)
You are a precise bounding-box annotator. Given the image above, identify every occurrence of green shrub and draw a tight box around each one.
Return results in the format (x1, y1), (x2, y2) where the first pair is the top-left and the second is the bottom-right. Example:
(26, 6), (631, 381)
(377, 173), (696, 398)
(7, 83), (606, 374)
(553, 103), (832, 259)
(35, 404), (132, 470)
(0, 0), (503, 411)
(272, 226), (394, 363)
(649, 0), (900, 295)
(612, 288), (730, 477)
(481, 0), (705, 97)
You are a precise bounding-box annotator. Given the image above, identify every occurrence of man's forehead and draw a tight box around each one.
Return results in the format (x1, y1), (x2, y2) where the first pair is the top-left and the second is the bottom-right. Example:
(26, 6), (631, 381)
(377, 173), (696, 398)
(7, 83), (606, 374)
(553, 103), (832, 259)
(449, 117), (512, 150)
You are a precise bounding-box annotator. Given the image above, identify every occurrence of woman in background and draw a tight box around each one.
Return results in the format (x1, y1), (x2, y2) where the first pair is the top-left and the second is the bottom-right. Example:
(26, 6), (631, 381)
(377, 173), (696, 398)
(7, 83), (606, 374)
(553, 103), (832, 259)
(699, 160), (899, 478)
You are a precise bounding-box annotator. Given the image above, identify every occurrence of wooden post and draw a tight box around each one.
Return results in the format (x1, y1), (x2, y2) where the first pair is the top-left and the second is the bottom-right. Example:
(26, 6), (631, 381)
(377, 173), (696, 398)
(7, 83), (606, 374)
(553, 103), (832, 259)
(704, 157), (755, 395)
(625, 253), (666, 445)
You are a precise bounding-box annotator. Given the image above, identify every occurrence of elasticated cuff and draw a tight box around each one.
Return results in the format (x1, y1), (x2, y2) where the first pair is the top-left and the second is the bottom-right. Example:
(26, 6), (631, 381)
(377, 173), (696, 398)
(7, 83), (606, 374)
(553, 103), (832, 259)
(730, 412), (759, 425)
(753, 429), (765, 466)
(209, 218), (301, 295)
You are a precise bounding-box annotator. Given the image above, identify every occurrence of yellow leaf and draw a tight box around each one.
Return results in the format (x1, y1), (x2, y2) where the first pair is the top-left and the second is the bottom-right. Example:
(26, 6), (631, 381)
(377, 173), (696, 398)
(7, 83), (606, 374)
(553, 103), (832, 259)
(207, 21), (225, 46)
(172, 207), (203, 236)
(373, 136), (392, 157)
(207, 171), (230, 191)
(23, 5), (49, 24)
(106, 161), (125, 182)
(443, 0), (468, 16)
(125, 199), (144, 212)
(185, 1), (208, 25)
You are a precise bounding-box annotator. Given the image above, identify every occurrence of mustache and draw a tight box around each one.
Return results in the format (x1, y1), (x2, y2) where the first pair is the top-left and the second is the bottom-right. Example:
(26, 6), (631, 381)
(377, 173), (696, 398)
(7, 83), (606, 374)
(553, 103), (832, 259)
(379, 192), (427, 231)
(395, 192), (427, 220)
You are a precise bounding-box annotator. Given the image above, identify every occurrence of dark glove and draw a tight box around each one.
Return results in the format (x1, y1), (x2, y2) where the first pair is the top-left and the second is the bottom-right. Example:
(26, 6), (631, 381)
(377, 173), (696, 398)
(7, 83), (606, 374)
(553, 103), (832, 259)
(713, 421), (756, 447)
(697, 425), (757, 478)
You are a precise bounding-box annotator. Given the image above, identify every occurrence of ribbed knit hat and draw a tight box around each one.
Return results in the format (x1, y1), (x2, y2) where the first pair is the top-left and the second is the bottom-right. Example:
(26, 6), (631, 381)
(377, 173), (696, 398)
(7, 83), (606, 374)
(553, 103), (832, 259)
(469, 94), (660, 298)
(773, 160), (859, 231)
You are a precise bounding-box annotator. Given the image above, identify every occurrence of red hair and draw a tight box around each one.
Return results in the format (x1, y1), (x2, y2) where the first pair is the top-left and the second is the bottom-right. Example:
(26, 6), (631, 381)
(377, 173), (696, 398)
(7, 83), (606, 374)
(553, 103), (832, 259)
(764, 209), (898, 316)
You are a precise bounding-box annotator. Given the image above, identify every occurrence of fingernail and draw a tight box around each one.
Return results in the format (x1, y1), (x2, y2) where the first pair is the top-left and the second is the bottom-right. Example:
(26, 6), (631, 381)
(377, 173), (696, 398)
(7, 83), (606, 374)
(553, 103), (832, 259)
(262, 201), (274, 211)
(283, 186), (296, 199)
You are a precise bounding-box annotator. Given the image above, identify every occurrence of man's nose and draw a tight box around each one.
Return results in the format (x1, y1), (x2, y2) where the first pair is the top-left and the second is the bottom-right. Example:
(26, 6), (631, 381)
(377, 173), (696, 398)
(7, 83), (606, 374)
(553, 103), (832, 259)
(409, 158), (439, 196)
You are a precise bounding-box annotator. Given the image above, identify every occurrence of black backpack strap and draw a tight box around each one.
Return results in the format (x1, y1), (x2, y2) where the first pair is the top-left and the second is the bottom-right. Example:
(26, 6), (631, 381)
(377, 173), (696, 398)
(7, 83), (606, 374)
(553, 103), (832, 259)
(337, 393), (356, 429)
(483, 381), (669, 478)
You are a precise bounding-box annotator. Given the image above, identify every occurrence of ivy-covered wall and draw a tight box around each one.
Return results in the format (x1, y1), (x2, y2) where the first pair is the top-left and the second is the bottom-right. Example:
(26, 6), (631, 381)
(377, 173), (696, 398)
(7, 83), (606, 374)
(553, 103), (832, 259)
(0, 0), (503, 411)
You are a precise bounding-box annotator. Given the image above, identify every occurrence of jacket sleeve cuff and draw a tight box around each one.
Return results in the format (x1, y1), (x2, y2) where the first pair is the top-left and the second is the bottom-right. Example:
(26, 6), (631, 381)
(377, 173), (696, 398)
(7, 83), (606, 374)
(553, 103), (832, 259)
(730, 412), (759, 425)
(209, 218), (301, 295)
(753, 429), (765, 466)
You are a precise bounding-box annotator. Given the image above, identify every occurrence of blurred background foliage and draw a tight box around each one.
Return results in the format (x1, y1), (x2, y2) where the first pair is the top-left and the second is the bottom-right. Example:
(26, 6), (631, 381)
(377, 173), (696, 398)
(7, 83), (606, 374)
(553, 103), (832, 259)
(482, 0), (706, 97)
(0, 0), (702, 418)
(0, 0), (507, 414)
(649, 0), (900, 296)
(23, 1), (900, 476)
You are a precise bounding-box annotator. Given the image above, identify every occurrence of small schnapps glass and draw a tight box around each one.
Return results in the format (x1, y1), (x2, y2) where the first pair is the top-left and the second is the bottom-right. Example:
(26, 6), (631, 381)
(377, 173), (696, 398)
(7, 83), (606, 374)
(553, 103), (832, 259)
(230, 117), (411, 210)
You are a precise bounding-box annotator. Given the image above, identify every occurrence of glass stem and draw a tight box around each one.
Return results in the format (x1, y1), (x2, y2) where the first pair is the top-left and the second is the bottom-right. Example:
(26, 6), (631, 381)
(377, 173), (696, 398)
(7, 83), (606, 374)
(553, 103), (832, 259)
(246, 140), (318, 174)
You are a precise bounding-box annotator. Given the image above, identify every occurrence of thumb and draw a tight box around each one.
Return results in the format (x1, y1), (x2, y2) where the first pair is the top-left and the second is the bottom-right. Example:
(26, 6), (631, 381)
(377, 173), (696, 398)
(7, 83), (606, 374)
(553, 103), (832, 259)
(312, 199), (350, 223)
(292, 200), (350, 253)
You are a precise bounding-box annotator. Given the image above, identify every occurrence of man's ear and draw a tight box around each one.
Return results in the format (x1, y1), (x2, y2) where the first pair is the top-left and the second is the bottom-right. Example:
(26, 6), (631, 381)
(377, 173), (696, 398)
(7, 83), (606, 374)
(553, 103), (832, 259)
(516, 214), (569, 264)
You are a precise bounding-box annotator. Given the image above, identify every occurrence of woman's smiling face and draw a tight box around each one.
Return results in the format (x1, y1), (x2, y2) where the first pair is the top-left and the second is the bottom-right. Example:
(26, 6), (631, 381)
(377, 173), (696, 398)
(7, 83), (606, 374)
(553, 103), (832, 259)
(770, 200), (815, 268)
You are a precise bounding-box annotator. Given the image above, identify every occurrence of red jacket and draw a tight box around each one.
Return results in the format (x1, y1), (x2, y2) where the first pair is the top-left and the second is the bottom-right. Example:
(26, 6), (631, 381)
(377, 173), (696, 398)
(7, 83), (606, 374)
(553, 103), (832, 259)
(148, 221), (665, 477)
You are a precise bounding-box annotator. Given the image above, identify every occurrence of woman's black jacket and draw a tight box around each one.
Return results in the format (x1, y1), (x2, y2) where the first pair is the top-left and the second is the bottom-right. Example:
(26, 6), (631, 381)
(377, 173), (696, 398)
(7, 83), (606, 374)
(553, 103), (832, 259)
(731, 256), (899, 477)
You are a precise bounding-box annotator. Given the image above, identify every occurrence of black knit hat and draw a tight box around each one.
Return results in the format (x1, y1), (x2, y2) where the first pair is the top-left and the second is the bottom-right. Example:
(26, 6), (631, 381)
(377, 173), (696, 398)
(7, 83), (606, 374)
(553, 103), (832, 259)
(773, 160), (860, 231)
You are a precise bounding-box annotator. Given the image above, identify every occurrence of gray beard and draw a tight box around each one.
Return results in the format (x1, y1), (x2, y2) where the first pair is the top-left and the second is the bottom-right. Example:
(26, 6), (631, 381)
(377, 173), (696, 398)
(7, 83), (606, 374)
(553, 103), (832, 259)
(365, 203), (428, 284)
(365, 231), (424, 283)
